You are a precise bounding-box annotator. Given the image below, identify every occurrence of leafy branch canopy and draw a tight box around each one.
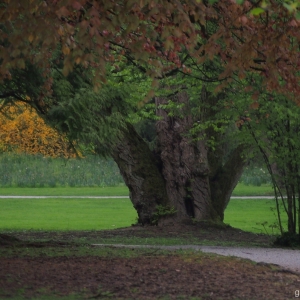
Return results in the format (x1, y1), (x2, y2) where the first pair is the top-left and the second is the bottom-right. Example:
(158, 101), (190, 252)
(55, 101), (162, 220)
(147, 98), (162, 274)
(0, 0), (300, 98)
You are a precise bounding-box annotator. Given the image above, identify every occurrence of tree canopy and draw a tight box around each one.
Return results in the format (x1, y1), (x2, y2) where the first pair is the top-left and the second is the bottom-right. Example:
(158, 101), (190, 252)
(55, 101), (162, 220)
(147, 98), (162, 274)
(1, 0), (300, 99)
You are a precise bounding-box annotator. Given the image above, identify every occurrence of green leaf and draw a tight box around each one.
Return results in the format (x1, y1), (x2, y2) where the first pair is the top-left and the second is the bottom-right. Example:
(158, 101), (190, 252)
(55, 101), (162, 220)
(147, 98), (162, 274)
(235, 0), (244, 4)
(283, 3), (293, 11)
(250, 8), (265, 16)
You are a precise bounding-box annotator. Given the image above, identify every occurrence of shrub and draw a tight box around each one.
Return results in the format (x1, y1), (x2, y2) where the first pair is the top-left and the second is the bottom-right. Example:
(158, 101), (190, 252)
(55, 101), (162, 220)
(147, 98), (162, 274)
(274, 232), (300, 247)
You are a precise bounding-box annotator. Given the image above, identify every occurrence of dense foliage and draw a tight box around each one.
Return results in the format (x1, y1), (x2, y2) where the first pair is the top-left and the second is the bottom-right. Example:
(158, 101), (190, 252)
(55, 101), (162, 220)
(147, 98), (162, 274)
(1, 0), (300, 96)
(227, 88), (300, 240)
(0, 101), (77, 157)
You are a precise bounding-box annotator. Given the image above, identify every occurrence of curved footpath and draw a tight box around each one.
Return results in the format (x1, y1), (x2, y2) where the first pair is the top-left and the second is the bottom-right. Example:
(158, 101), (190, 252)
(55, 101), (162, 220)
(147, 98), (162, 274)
(93, 244), (300, 274)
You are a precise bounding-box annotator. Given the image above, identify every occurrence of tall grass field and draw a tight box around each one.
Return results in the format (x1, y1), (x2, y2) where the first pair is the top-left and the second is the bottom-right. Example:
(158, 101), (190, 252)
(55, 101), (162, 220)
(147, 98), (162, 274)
(0, 153), (123, 187)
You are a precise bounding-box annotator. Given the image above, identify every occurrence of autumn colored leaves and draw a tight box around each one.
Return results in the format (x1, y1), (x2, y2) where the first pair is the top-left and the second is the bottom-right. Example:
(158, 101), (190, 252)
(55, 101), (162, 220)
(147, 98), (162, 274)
(0, 102), (76, 157)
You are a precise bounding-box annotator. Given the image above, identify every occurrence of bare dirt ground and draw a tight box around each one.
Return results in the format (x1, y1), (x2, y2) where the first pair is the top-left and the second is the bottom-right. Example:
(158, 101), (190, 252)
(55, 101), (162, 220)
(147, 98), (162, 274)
(1, 223), (300, 299)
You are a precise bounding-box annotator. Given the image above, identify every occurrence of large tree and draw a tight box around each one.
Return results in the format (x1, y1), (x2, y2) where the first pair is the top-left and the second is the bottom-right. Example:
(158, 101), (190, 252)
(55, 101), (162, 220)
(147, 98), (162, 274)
(0, 61), (246, 224)
(1, 0), (300, 226)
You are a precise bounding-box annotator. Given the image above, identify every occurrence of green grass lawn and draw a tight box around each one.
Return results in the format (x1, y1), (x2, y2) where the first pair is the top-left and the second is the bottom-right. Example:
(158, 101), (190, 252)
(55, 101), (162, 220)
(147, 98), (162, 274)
(0, 183), (284, 234)
(224, 199), (287, 235)
(0, 196), (286, 235)
(0, 198), (137, 230)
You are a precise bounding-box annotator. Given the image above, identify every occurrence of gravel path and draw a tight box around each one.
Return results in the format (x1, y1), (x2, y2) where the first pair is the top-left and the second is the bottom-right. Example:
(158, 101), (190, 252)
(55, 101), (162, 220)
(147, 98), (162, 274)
(93, 244), (300, 273)
(198, 246), (300, 273)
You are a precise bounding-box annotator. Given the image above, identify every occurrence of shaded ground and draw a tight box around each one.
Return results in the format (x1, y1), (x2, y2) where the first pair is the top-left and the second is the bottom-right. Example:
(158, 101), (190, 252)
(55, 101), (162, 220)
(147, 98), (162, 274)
(0, 223), (299, 299)
(2, 221), (275, 247)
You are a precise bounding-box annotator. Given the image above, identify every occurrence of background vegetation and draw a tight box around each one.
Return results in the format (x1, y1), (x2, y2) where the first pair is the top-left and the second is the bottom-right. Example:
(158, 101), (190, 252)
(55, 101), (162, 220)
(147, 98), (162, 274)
(0, 152), (273, 189)
(0, 153), (123, 188)
(239, 165), (271, 187)
(0, 102), (77, 158)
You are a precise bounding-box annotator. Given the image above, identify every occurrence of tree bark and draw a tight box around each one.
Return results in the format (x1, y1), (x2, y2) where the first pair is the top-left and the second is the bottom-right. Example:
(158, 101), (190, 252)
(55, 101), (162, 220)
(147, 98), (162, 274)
(110, 122), (169, 225)
(209, 144), (247, 220)
(155, 93), (220, 222)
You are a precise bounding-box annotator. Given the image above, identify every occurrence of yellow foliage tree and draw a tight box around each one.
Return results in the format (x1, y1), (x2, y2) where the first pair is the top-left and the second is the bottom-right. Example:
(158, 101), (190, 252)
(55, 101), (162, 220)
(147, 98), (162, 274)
(0, 102), (77, 158)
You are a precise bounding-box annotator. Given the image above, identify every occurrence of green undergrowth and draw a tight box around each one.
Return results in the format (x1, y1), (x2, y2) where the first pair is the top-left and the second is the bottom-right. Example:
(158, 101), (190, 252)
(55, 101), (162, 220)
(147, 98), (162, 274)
(0, 243), (174, 259)
(0, 229), (271, 248)
(0, 240), (256, 260)
(0, 242), (232, 269)
(0, 186), (129, 196)
(90, 237), (267, 248)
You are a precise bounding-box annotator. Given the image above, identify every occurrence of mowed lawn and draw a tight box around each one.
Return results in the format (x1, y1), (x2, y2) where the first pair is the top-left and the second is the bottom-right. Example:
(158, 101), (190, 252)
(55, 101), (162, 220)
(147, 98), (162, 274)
(224, 199), (287, 235)
(0, 183), (286, 234)
(0, 198), (137, 230)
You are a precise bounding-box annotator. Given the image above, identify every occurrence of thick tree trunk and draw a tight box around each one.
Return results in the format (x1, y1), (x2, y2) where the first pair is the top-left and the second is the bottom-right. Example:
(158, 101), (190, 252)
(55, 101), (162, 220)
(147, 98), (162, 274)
(108, 90), (246, 225)
(156, 93), (220, 222)
(110, 122), (169, 225)
(209, 144), (247, 220)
